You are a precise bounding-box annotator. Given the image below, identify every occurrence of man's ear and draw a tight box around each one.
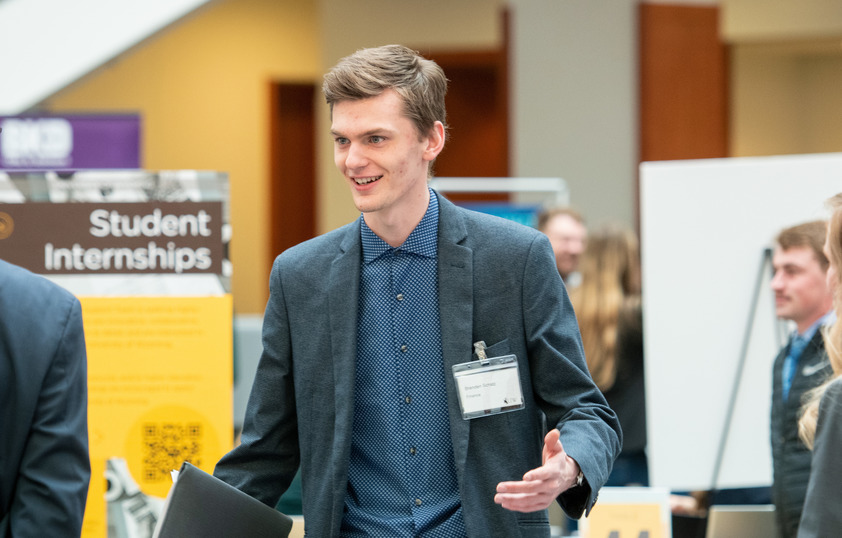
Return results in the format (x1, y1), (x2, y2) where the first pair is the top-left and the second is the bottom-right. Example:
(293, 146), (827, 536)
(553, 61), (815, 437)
(423, 121), (446, 162)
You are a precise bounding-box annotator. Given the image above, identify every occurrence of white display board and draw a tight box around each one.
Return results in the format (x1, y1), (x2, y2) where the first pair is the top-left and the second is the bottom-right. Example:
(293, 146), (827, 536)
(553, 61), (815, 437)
(640, 153), (842, 491)
(429, 177), (569, 206)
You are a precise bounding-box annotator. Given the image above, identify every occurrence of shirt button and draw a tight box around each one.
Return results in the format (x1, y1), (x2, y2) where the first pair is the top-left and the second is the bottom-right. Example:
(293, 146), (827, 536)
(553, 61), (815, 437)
(410, 447), (417, 455)
(396, 293), (404, 301)
(405, 396), (411, 404)
(415, 498), (422, 506)
(400, 344), (408, 353)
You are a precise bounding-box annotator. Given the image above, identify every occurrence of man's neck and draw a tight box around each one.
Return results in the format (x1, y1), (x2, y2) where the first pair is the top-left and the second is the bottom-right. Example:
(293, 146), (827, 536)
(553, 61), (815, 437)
(794, 308), (832, 335)
(364, 187), (431, 247)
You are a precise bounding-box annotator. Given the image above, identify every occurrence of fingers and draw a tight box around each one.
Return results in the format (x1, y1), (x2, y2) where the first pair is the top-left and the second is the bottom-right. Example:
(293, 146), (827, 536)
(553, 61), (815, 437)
(494, 429), (574, 512)
(494, 478), (564, 513)
(541, 429), (563, 465)
(495, 477), (558, 512)
(494, 490), (557, 513)
(496, 477), (543, 494)
(527, 429), (564, 482)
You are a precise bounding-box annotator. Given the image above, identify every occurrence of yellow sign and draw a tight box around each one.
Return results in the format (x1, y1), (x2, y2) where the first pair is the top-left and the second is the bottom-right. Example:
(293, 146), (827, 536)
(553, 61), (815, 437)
(79, 295), (234, 538)
(581, 490), (671, 538)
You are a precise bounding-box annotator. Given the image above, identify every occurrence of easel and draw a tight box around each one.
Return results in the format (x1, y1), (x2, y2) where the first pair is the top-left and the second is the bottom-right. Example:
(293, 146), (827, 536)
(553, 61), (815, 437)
(709, 247), (780, 496)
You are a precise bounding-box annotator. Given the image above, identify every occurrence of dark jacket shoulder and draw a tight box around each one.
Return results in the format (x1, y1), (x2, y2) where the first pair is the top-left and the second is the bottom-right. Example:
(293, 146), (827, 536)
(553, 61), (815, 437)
(0, 259), (79, 329)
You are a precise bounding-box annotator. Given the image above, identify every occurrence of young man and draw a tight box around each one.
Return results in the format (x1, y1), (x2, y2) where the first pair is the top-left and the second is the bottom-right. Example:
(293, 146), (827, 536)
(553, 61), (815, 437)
(214, 44), (620, 537)
(770, 220), (834, 538)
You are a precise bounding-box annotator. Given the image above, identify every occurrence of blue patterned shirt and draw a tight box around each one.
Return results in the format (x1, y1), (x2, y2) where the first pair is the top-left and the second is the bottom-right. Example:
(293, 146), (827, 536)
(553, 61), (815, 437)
(341, 190), (466, 537)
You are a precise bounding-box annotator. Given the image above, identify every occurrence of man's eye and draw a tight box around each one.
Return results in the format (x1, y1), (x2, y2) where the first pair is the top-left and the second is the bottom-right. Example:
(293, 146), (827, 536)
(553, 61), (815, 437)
(370, 136), (385, 143)
(335, 137), (349, 145)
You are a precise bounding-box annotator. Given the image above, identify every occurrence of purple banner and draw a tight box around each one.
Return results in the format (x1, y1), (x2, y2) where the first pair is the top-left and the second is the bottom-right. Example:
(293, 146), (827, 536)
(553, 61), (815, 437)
(0, 115), (140, 170)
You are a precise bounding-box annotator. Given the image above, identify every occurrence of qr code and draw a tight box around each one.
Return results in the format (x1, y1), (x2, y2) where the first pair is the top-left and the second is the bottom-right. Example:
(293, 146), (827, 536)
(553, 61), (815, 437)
(142, 422), (202, 482)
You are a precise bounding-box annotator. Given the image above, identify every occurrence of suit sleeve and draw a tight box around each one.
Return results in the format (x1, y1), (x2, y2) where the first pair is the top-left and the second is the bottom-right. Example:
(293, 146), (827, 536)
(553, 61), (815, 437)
(214, 258), (300, 506)
(9, 297), (90, 536)
(522, 234), (622, 518)
(797, 379), (842, 537)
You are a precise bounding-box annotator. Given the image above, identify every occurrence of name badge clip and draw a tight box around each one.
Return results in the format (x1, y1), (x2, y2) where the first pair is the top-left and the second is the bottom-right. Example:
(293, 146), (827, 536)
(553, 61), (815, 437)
(452, 341), (525, 420)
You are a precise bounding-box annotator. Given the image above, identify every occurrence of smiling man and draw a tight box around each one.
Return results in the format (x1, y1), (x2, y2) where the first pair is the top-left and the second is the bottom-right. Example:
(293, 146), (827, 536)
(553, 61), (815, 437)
(214, 44), (620, 537)
(770, 220), (834, 538)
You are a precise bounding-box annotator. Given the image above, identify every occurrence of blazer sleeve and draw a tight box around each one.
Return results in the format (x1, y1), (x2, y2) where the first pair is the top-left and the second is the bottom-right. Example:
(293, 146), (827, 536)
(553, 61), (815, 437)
(7, 296), (90, 536)
(522, 234), (622, 518)
(797, 378), (842, 538)
(214, 257), (300, 506)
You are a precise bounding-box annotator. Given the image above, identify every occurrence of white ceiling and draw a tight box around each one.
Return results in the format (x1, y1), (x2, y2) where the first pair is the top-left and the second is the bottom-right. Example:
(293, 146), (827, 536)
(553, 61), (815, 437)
(0, 0), (213, 114)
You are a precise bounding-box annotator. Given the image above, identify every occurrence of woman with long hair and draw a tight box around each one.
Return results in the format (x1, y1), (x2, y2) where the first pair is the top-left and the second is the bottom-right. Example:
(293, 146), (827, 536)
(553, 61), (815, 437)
(797, 192), (842, 537)
(569, 224), (647, 486)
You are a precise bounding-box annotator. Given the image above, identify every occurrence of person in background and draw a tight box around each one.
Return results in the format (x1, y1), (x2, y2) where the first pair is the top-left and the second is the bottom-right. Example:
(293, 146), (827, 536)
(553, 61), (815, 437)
(0, 258), (90, 536)
(569, 224), (647, 487)
(214, 44), (621, 537)
(797, 193), (842, 537)
(769, 220), (834, 538)
(536, 206), (587, 287)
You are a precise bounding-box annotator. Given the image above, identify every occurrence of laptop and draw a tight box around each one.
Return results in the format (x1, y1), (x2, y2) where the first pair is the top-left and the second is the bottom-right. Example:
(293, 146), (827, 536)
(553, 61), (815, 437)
(705, 504), (777, 538)
(152, 462), (294, 538)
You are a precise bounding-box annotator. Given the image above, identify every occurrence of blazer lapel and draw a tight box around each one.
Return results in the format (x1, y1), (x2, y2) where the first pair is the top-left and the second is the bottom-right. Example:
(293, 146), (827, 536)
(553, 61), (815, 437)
(327, 221), (361, 522)
(328, 223), (361, 401)
(436, 194), (474, 473)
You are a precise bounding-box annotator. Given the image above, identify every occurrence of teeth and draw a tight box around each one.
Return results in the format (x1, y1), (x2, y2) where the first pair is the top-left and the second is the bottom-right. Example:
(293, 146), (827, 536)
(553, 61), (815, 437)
(354, 176), (381, 185)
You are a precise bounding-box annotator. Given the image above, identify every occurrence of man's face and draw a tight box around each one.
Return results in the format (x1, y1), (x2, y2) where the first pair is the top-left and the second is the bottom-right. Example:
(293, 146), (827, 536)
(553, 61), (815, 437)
(543, 214), (587, 279)
(330, 89), (442, 223)
(771, 245), (831, 328)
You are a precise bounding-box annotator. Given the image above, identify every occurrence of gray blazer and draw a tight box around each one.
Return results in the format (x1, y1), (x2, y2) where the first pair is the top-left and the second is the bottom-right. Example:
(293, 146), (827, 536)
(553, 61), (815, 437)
(214, 193), (621, 537)
(0, 259), (90, 537)
(798, 376), (842, 537)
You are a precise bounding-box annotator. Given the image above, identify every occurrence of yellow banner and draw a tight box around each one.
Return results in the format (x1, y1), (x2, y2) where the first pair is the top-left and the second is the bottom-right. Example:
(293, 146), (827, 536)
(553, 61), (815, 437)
(583, 502), (669, 538)
(79, 295), (234, 538)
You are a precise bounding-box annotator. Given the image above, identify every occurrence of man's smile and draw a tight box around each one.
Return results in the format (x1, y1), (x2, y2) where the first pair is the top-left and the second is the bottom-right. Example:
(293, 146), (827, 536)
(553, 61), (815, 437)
(353, 175), (382, 185)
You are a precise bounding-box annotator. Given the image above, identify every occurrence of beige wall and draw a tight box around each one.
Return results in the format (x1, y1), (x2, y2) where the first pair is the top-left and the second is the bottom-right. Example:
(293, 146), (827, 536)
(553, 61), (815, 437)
(510, 0), (637, 229)
(729, 45), (842, 158)
(723, 0), (842, 157)
(722, 0), (842, 42)
(730, 44), (806, 156)
(42, 0), (320, 314)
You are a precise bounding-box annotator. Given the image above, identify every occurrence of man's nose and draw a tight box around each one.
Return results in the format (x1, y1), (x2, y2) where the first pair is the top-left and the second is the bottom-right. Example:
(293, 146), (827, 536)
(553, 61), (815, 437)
(344, 143), (368, 169)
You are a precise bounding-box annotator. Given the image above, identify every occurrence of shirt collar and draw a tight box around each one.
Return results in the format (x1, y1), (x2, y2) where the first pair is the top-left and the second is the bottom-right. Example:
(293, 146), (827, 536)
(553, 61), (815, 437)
(796, 309), (836, 341)
(360, 188), (439, 263)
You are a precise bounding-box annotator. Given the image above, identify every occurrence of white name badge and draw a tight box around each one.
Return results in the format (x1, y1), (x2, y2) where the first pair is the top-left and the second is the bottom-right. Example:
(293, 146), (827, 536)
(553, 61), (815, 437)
(452, 354), (525, 420)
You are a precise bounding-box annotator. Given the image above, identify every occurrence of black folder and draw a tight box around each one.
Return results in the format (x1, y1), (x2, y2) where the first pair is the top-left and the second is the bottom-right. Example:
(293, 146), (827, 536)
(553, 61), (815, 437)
(153, 462), (294, 538)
